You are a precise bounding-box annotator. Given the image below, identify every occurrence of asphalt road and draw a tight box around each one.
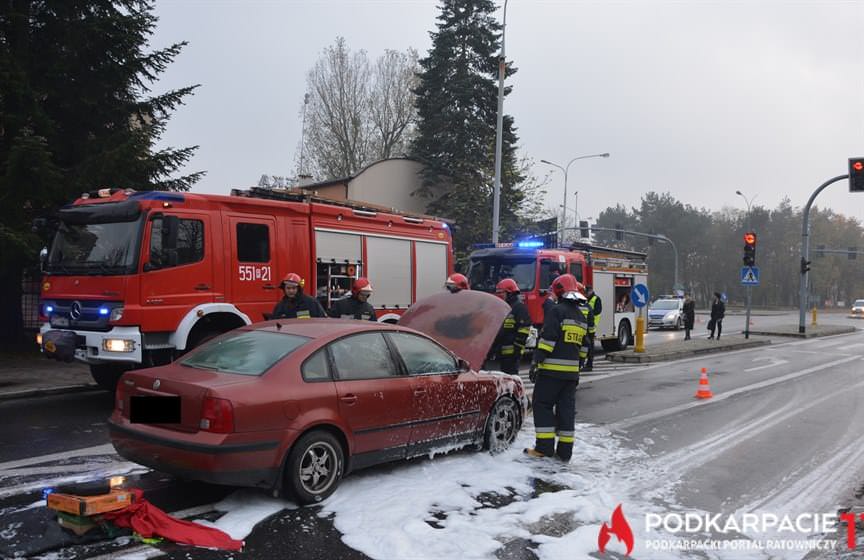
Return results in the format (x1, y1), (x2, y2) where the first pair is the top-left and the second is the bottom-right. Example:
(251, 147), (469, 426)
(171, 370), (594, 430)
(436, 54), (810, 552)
(2, 310), (863, 558)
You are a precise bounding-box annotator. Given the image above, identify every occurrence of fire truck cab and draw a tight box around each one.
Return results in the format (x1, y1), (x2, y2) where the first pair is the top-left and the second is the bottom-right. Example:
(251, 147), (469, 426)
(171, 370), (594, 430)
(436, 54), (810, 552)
(39, 187), (452, 389)
(467, 241), (647, 352)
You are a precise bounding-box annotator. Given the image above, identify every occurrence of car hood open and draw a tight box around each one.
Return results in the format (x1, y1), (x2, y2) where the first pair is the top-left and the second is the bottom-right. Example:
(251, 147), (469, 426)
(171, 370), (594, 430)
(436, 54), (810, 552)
(398, 290), (512, 371)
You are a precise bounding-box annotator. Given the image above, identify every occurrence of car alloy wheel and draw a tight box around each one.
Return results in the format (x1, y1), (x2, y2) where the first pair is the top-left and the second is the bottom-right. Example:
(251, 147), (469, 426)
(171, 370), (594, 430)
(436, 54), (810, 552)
(484, 397), (520, 454)
(286, 430), (344, 504)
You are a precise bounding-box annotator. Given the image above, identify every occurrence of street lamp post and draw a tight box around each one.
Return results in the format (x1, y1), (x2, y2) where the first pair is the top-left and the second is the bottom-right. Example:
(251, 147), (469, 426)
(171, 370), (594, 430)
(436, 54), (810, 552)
(736, 190), (757, 339)
(491, 0), (509, 244)
(540, 153), (610, 246)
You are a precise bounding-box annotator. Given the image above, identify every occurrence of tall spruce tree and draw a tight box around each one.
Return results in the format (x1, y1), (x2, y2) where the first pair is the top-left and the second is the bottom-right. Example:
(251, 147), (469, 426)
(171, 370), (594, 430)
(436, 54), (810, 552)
(411, 0), (532, 254)
(0, 1), (202, 345)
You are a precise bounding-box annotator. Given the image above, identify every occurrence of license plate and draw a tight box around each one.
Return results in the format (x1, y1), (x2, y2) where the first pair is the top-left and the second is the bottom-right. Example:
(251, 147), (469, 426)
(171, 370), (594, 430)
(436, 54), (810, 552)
(51, 317), (69, 327)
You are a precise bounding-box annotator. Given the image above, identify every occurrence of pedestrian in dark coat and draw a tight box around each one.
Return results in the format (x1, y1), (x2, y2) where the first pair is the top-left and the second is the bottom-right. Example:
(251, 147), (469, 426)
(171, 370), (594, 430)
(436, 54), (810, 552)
(708, 292), (725, 339)
(682, 294), (695, 340)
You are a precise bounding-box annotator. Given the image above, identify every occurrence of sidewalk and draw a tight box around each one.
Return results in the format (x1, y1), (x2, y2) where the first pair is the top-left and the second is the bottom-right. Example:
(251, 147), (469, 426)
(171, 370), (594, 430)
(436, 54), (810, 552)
(607, 335), (770, 363)
(0, 353), (96, 401)
(608, 322), (857, 363)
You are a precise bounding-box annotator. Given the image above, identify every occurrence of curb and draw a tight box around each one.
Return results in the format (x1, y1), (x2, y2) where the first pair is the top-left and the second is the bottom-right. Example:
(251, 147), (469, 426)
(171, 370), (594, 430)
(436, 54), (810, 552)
(606, 339), (771, 363)
(746, 326), (856, 339)
(0, 383), (102, 402)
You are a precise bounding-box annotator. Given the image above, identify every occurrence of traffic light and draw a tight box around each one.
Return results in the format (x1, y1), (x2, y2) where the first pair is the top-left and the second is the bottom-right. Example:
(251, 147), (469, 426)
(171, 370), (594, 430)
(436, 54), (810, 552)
(579, 220), (590, 238)
(850, 158), (864, 192)
(743, 232), (757, 266)
(800, 257), (811, 274)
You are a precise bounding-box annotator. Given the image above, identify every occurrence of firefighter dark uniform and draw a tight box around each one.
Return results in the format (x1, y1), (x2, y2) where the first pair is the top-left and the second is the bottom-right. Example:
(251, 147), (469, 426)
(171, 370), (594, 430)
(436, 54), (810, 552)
(584, 287), (602, 371)
(527, 274), (592, 462)
(272, 292), (326, 319)
(328, 277), (377, 321)
(272, 273), (327, 319)
(495, 300), (531, 376)
(493, 279), (531, 376)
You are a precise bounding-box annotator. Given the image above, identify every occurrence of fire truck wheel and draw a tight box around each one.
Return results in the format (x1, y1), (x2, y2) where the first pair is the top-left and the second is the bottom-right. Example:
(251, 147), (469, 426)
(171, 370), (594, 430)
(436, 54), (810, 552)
(188, 329), (221, 351)
(89, 364), (130, 392)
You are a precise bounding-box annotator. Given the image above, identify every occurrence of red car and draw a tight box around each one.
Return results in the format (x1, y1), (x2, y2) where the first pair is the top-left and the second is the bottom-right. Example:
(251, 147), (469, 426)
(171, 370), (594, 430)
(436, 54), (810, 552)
(109, 291), (525, 504)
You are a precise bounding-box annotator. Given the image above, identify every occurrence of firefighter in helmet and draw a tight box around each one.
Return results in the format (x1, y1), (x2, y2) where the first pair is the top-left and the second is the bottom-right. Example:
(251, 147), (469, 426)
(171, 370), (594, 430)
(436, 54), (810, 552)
(492, 278), (531, 376)
(271, 273), (327, 319)
(328, 277), (377, 321)
(444, 273), (470, 293)
(575, 282), (596, 369)
(525, 274), (592, 462)
(584, 284), (602, 371)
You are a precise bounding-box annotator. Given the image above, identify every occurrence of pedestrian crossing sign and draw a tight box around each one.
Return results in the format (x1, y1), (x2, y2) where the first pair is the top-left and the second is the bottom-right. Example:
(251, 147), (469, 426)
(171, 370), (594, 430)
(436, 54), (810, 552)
(741, 266), (760, 286)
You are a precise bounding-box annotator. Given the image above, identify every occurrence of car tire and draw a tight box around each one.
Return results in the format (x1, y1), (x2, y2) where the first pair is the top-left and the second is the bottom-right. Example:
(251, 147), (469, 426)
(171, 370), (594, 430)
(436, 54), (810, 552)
(483, 397), (520, 454)
(284, 430), (344, 505)
(675, 317), (682, 330)
(90, 364), (131, 392)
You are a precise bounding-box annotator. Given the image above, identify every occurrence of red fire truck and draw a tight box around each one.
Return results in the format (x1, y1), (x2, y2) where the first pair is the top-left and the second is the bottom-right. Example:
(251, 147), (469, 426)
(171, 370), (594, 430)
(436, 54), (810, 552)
(467, 240), (648, 352)
(38, 187), (453, 388)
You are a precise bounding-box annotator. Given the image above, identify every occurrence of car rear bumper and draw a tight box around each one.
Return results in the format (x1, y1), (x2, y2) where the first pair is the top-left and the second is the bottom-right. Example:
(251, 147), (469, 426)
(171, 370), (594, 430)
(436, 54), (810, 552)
(108, 418), (284, 489)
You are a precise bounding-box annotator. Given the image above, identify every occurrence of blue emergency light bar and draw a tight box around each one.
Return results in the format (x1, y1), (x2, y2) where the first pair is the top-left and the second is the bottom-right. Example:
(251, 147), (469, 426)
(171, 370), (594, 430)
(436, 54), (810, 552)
(516, 240), (544, 248)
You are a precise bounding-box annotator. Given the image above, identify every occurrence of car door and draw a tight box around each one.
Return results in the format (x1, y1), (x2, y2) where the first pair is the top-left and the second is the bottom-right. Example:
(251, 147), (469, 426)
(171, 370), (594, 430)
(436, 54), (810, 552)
(387, 332), (482, 454)
(328, 332), (417, 466)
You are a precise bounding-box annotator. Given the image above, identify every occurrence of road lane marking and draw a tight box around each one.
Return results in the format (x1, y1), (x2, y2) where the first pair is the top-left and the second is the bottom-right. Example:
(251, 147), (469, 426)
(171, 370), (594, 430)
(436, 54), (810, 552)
(608, 355), (860, 431)
(0, 443), (114, 471)
(743, 356), (789, 372)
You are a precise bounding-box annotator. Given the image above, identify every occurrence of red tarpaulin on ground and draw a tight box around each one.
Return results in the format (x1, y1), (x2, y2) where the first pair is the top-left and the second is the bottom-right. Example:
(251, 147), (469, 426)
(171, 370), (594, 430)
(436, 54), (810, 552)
(100, 488), (243, 551)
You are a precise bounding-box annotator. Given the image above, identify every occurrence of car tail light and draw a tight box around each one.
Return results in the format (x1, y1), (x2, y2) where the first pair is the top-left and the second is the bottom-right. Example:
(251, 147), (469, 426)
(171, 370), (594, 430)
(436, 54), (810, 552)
(200, 397), (234, 433)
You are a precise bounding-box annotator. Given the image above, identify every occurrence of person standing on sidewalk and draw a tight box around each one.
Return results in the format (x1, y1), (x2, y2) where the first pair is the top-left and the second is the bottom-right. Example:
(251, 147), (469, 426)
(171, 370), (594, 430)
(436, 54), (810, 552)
(708, 291), (725, 339)
(682, 293), (695, 340)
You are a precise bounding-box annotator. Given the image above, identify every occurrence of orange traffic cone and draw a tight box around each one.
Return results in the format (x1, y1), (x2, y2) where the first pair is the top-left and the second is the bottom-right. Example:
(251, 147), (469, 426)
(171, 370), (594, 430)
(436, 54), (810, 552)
(695, 367), (713, 399)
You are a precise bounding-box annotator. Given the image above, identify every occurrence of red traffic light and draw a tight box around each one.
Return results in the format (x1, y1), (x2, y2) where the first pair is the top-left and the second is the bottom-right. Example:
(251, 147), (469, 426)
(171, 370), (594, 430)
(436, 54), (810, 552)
(743, 232), (756, 246)
(854, 161), (864, 172)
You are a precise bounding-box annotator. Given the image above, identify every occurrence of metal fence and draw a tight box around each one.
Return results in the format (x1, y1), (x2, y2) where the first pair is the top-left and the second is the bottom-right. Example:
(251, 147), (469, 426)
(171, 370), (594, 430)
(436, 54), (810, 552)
(21, 269), (41, 330)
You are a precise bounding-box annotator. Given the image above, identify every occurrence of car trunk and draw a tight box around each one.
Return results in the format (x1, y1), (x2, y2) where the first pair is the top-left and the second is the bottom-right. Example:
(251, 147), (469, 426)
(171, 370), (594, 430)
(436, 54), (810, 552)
(119, 365), (253, 433)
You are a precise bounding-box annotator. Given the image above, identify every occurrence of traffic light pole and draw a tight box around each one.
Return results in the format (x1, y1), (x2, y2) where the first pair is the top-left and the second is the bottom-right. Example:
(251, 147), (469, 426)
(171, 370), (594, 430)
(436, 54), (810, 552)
(798, 174), (848, 334)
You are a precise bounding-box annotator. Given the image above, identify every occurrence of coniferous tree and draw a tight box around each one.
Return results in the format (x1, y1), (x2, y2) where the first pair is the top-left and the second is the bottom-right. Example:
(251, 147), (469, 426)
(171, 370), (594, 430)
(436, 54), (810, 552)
(411, 0), (543, 253)
(0, 0), (202, 345)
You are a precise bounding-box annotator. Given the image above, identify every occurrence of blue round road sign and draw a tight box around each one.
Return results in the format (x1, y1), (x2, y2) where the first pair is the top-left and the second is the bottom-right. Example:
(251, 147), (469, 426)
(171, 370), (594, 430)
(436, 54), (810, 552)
(631, 283), (650, 308)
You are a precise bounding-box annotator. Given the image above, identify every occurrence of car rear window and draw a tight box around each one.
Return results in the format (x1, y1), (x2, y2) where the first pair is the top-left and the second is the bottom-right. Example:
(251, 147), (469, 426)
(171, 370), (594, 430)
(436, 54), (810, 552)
(181, 331), (309, 376)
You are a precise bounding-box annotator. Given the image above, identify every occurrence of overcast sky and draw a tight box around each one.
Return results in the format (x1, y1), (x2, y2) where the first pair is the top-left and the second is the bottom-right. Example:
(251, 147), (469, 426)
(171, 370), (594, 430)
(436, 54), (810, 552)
(151, 0), (864, 230)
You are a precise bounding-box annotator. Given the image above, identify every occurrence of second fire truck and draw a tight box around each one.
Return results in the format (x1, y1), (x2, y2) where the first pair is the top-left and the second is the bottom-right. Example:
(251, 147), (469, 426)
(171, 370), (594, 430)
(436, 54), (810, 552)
(467, 240), (648, 352)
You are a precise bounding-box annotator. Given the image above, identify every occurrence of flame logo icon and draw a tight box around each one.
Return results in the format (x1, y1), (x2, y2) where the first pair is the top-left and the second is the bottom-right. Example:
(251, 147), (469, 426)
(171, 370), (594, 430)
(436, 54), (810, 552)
(598, 504), (634, 556)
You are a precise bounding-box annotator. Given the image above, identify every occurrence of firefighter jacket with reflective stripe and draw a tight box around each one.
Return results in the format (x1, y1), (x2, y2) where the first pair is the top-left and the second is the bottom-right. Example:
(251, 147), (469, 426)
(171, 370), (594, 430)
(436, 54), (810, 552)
(578, 302), (596, 335)
(534, 300), (591, 379)
(588, 294), (602, 327)
(272, 293), (327, 320)
(494, 300), (531, 357)
(328, 296), (377, 321)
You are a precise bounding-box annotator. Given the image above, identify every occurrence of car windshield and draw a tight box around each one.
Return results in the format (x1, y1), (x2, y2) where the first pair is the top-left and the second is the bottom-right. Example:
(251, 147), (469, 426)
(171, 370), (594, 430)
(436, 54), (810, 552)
(181, 331), (309, 376)
(651, 300), (680, 310)
(467, 258), (536, 292)
(47, 219), (143, 275)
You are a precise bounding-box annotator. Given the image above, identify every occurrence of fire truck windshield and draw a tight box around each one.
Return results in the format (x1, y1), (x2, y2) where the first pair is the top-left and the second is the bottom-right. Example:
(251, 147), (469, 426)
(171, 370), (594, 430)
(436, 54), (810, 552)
(46, 219), (142, 275)
(467, 257), (536, 292)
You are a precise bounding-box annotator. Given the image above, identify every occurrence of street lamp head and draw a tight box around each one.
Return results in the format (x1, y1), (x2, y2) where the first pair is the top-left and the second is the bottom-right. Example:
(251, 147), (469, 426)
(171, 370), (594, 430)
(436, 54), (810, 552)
(540, 159), (552, 165)
(735, 190), (743, 196)
(601, 153), (610, 158)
